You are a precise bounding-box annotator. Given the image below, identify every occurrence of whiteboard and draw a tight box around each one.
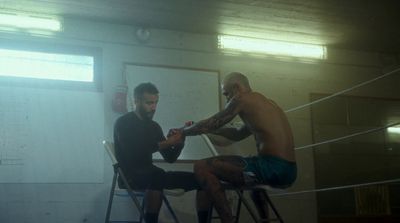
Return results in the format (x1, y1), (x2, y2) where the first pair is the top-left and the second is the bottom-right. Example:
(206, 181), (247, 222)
(0, 86), (104, 183)
(125, 64), (220, 160)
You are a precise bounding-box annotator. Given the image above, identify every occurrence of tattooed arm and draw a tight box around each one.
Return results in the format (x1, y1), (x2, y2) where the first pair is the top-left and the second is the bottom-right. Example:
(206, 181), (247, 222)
(183, 97), (241, 136)
(210, 124), (252, 141)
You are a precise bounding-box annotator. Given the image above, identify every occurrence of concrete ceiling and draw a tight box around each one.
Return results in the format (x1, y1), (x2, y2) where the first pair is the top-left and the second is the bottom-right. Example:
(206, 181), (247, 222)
(1, 0), (400, 53)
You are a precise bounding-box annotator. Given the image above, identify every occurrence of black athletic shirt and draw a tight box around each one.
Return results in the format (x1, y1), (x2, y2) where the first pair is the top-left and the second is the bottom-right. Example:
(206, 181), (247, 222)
(113, 112), (183, 175)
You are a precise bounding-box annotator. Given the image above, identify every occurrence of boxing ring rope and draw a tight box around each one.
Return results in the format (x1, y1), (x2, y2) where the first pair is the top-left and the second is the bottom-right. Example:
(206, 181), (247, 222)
(201, 133), (400, 197)
(282, 66), (400, 150)
(270, 178), (400, 197)
(284, 66), (400, 113)
(294, 121), (400, 150)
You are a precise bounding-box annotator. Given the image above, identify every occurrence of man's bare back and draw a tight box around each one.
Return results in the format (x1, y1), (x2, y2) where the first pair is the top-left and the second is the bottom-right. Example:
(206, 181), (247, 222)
(236, 91), (295, 162)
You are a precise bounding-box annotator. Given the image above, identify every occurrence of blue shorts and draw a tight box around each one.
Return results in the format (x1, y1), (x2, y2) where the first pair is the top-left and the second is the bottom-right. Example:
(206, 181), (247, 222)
(243, 155), (297, 188)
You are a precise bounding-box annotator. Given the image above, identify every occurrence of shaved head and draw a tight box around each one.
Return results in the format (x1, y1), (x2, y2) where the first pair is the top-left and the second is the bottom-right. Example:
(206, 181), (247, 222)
(223, 72), (250, 90)
(221, 72), (251, 101)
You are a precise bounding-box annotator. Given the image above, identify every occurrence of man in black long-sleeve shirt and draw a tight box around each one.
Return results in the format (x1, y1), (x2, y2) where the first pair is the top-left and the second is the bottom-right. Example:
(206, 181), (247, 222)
(113, 83), (203, 223)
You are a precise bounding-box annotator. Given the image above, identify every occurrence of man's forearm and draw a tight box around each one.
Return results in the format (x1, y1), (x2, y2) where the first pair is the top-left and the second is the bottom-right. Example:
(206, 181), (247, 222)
(158, 140), (173, 151)
(183, 118), (221, 136)
(160, 143), (183, 163)
(210, 127), (243, 141)
(183, 99), (239, 136)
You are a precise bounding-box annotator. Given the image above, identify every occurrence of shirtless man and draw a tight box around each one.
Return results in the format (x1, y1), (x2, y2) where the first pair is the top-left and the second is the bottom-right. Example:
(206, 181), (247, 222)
(181, 72), (297, 223)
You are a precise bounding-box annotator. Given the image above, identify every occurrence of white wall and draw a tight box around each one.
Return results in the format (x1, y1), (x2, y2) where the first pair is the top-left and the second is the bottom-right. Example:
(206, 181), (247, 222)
(0, 17), (399, 223)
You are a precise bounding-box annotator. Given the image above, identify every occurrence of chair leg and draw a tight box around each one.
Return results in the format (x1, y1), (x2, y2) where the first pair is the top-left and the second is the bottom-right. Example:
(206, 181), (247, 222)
(206, 205), (213, 223)
(105, 171), (118, 223)
(263, 191), (284, 223)
(139, 194), (145, 223)
(209, 191), (260, 223)
(234, 191), (243, 223)
(235, 189), (260, 223)
(206, 188), (284, 223)
(118, 169), (146, 222)
(162, 194), (180, 223)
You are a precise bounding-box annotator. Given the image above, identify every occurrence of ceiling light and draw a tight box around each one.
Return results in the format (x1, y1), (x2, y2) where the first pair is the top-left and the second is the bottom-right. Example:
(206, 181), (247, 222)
(218, 35), (326, 59)
(0, 13), (61, 31)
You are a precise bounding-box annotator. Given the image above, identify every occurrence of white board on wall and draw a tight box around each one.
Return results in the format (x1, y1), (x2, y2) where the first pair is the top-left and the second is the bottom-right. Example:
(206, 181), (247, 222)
(0, 86), (104, 183)
(125, 64), (220, 160)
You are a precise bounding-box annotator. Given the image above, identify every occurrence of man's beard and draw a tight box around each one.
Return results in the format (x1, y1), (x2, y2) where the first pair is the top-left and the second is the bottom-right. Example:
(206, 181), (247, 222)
(139, 108), (155, 120)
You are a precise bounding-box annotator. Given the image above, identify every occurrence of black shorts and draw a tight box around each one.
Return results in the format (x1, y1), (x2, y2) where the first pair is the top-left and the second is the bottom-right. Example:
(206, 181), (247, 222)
(119, 166), (200, 191)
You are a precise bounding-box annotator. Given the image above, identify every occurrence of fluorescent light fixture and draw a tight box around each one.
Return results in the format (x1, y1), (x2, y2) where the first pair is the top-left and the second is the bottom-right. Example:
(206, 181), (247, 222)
(0, 13), (61, 31)
(218, 35), (326, 59)
(388, 126), (400, 134)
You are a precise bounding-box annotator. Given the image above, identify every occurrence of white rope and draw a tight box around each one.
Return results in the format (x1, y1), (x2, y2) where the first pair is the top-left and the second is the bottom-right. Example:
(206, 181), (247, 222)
(200, 135), (400, 197)
(284, 67), (400, 113)
(202, 121), (400, 153)
(294, 122), (400, 150)
(270, 178), (400, 197)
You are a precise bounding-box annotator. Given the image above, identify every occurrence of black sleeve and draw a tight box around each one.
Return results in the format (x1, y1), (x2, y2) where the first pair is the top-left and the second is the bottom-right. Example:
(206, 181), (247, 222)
(114, 116), (148, 164)
(115, 118), (139, 154)
(155, 123), (183, 163)
(113, 117), (136, 166)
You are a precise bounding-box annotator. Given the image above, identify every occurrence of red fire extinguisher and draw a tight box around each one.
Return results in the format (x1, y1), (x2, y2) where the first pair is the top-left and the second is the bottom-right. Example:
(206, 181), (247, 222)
(112, 84), (128, 113)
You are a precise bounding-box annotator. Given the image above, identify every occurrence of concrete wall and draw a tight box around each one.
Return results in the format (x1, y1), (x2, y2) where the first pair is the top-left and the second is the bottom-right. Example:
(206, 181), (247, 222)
(0, 17), (399, 223)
